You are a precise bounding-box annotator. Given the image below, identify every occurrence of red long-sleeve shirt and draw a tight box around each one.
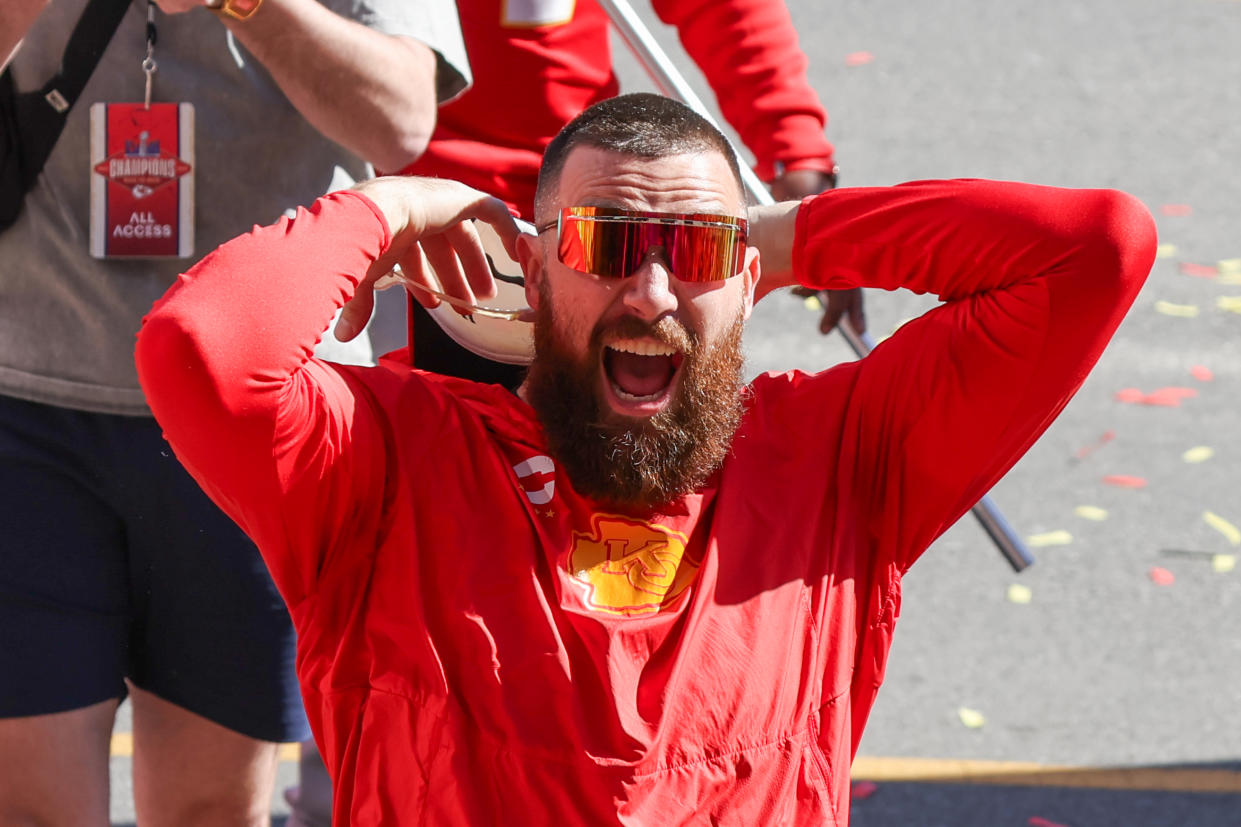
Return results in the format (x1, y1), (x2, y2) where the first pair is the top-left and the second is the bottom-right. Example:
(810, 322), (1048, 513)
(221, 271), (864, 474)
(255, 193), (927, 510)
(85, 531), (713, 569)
(137, 180), (1154, 825)
(402, 0), (835, 217)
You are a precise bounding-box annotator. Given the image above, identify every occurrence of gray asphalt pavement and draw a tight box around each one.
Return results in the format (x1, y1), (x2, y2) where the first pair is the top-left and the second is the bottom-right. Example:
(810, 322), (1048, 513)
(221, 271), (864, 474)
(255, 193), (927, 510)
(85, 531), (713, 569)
(110, 0), (1240, 824)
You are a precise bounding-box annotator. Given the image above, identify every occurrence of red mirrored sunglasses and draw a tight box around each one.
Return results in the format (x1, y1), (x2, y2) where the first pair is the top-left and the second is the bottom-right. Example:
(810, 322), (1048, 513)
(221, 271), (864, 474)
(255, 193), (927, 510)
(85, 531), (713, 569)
(536, 206), (749, 283)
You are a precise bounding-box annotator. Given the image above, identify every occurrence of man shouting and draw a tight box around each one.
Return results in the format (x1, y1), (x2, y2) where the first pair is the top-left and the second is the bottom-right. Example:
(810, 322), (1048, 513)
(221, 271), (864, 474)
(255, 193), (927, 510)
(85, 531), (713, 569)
(137, 94), (1155, 824)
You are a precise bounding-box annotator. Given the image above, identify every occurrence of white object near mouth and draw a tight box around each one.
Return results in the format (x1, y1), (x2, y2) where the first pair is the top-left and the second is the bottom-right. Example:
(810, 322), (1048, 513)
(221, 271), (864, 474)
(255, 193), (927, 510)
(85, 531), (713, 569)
(380, 217), (536, 365)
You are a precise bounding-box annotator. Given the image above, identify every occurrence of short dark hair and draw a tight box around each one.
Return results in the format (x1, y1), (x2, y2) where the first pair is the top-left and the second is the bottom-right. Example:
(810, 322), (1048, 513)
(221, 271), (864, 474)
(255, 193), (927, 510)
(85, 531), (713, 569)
(534, 93), (746, 220)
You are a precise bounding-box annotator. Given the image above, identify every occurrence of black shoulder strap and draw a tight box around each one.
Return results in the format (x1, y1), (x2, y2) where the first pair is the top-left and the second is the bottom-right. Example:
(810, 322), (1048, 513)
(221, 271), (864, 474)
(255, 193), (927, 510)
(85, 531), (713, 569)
(6, 0), (133, 192)
(37, 0), (134, 111)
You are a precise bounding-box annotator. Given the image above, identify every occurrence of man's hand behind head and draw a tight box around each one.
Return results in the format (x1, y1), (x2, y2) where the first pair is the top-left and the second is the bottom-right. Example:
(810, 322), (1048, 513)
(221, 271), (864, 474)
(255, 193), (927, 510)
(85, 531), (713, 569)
(336, 176), (521, 341)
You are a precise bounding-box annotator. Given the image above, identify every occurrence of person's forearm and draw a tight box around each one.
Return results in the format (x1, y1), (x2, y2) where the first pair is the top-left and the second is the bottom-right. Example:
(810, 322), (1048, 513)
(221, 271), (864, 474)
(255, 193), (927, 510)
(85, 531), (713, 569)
(221, 0), (438, 171)
(1, 0), (52, 72)
(793, 181), (1155, 301)
(654, 0), (834, 179)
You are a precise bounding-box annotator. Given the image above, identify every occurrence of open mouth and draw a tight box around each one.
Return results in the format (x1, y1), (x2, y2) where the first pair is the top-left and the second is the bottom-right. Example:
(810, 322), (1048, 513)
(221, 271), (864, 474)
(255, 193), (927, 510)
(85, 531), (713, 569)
(602, 338), (685, 412)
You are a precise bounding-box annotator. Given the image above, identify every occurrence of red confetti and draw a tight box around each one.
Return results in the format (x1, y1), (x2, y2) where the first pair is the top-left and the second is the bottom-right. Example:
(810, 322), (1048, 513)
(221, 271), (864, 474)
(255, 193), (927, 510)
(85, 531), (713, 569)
(1178, 262), (1218, 278)
(1160, 204), (1192, 216)
(851, 780), (878, 799)
(1073, 429), (1116, 460)
(1149, 566), (1175, 586)
(844, 51), (875, 67)
(1103, 474), (1147, 488)
(1113, 387), (1197, 407)
(1028, 818), (1069, 827)
(1141, 386), (1198, 407)
(1190, 365), (1214, 382)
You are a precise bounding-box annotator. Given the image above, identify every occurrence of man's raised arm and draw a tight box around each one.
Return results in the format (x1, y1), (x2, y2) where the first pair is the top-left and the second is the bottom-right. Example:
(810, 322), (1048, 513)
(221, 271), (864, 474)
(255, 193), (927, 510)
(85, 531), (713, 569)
(136, 178), (517, 600)
(155, 0), (469, 171)
(748, 180), (1156, 572)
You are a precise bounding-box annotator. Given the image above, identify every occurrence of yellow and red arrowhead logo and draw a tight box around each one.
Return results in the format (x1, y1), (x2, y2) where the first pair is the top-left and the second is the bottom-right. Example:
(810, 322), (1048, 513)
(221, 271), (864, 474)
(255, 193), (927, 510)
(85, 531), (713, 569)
(568, 514), (699, 616)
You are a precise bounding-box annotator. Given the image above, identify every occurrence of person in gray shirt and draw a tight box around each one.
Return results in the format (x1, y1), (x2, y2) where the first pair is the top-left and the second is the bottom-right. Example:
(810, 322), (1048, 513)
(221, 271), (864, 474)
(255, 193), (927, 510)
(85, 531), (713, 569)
(0, 0), (468, 823)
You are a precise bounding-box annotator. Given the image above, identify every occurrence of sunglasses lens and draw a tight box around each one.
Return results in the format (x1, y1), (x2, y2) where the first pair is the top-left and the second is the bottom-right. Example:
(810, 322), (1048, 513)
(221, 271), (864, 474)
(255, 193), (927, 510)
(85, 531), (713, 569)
(556, 208), (746, 282)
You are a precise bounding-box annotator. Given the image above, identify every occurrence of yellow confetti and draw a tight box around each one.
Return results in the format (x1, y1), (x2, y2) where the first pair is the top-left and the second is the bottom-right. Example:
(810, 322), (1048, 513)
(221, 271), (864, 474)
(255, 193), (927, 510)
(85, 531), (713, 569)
(1216, 296), (1241, 314)
(1006, 583), (1033, 604)
(1221, 272), (1241, 285)
(1026, 530), (1073, 547)
(1204, 511), (1241, 546)
(957, 706), (986, 729)
(1074, 505), (1109, 521)
(1154, 301), (1199, 317)
(802, 295), (823, 312)
(1219, 258), (1241, 273)
(1212, 554), (1236, 574)
(1182, 446), (1214, 463)
(1155, 243), (1177, 258)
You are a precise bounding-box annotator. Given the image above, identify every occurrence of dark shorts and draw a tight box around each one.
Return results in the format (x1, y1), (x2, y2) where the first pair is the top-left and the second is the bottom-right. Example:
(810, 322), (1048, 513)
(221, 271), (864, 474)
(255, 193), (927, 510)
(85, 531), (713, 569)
(0, 394), (308, 743)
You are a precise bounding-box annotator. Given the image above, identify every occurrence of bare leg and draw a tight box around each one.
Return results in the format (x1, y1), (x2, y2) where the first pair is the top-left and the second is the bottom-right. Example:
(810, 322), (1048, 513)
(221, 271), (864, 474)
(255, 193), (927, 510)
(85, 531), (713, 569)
(0, 699), (117, 827)
(129, 682), (280, 827)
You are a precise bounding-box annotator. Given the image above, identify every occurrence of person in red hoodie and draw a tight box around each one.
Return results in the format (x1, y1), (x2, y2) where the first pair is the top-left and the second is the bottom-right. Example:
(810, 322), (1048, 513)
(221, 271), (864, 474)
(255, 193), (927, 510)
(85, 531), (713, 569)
(406, 0), (839, 215)
(137, 94), (1154, 824)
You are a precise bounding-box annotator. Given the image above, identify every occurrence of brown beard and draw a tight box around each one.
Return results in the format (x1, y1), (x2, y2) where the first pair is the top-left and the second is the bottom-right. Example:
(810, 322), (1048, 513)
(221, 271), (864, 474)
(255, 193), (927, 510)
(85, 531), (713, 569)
(524, 283), (747, 510)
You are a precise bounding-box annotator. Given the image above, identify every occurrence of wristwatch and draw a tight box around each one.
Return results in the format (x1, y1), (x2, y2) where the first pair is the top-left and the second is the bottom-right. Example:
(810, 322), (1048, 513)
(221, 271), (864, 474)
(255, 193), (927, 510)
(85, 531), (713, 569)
(205, 0), (263, 20)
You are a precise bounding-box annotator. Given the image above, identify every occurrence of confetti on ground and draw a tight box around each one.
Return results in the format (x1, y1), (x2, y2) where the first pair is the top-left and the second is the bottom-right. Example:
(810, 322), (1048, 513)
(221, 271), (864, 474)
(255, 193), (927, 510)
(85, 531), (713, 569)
(1155, 243), (1177, 258)
(1113, 386), (1197, 407)
(844, 51), (875, 66)
(1073, 430), (1115, 461)
(1027, 530), (1073, 547)
(1179, 262), (1219, 278)
(957, 706), (986, 729)
(1075, 505), (1109, 521)
(1149, 566), (1175, 586)
(1154, 300), (1199, 317)
(1190, 364), (1214, 382)
(1213, 554), (1237, 574)
(851, 780), (878, 800)
(1182, 446), (1214, 463)
(1217, 296), (1241, 314)
(1220, 258), (1241, 273)
(1007, 583), (1033, 604)
(1204, 511), (1241, 546)
(1028, 818), (1070, 827)
(1160, 204), (1192, 216)
(802, 295), (823, 312)
(1221, 272), (1241, 286)
(1103, 475), (1147, 489)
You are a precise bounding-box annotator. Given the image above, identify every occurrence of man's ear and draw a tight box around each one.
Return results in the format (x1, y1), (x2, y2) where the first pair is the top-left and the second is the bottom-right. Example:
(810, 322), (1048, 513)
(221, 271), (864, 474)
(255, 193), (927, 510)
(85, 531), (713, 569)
(740, 245), (760, 321)
(517, 233), (544, 310)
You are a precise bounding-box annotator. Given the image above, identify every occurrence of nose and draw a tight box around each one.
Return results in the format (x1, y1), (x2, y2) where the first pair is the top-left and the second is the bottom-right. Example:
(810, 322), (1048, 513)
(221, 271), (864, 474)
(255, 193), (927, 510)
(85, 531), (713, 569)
(620, 249), (678, 321)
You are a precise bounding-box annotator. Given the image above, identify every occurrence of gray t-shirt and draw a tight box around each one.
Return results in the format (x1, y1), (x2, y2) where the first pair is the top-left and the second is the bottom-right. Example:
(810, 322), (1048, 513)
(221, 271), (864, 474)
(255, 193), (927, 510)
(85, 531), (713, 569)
(0, 0), (469, 415)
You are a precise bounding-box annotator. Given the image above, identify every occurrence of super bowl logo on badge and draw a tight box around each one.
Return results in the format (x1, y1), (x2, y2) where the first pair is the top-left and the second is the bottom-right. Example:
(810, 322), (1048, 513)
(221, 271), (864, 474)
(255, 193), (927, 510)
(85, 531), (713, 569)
(89, 102), (195, 258)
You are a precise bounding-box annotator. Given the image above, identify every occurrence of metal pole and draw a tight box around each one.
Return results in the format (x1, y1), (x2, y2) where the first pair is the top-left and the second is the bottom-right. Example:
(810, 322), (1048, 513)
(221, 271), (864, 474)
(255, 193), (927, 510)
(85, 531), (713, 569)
(598, 0), (1034, 572)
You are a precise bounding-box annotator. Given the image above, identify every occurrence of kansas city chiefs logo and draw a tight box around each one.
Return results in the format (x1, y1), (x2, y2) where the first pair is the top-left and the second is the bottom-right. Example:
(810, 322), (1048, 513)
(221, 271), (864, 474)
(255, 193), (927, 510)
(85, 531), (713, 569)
(93, 130), (191, 199)
(568, 514), (699, 616)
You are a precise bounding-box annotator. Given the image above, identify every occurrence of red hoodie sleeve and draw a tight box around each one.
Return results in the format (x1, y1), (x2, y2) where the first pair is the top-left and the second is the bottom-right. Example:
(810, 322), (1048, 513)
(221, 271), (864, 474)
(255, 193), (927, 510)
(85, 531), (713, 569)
(651, 0), (835, 180)
(776, 179), (1156, 574)
(136, 190), (396, 608)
